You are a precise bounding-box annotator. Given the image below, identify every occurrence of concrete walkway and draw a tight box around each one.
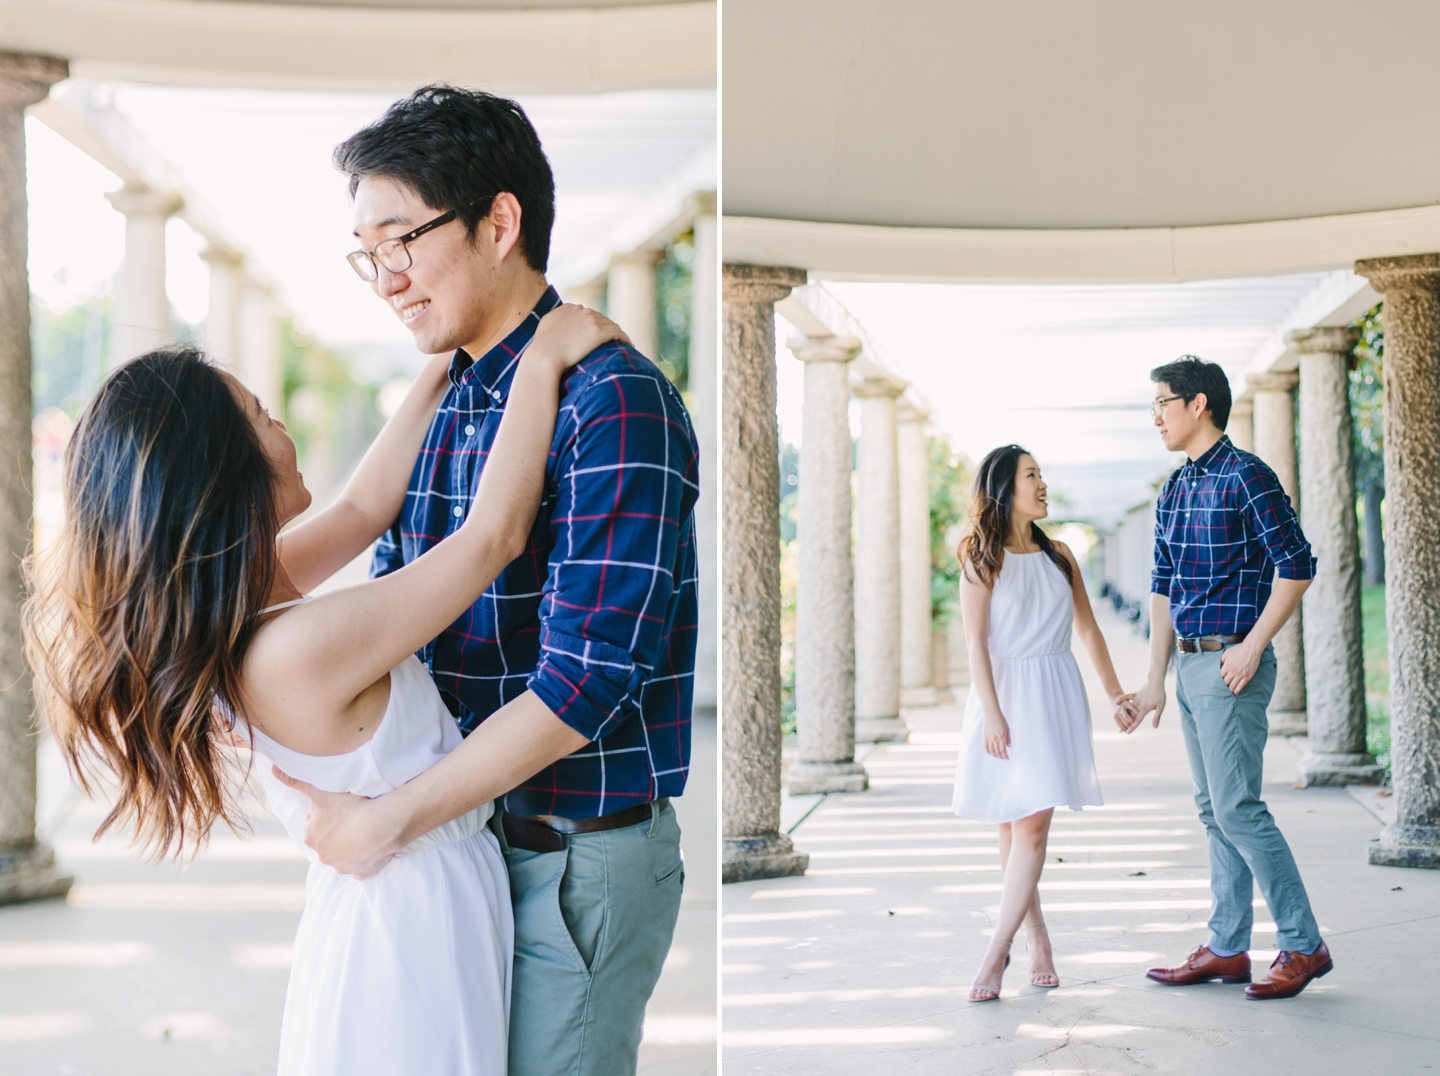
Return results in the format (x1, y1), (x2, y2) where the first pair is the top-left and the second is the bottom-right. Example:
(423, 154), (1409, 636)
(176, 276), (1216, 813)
(723, 604), (1433, 1075)
(0, 714), (716, 1074)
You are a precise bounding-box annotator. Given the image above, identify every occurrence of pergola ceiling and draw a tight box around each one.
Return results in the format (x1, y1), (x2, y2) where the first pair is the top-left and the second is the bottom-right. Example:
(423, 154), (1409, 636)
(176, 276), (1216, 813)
(724, 0), (1440, 232)
(0, 0), (715, 94)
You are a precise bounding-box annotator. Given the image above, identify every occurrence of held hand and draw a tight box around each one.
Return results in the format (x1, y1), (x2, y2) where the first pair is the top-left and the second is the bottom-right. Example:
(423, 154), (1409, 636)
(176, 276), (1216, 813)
(1130, 681), (1167, 731)
(270, 765), (405, 880)
(983, 713), (1011, 760)
(1110, 692), (1139, 732)
(529, 304), (630, 371)
(1220, 641), (1262, 695)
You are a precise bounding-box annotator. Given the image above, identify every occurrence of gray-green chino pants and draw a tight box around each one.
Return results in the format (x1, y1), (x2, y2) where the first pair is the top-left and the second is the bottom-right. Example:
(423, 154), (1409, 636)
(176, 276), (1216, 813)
(493, 802), (684, 1076)
(1174, 642), (1321, 954)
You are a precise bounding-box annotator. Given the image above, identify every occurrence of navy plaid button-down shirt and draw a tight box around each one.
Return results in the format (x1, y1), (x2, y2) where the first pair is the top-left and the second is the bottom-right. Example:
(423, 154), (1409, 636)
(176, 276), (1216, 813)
(372, 287), (699, 820)
(1151, 435), (1317, 638)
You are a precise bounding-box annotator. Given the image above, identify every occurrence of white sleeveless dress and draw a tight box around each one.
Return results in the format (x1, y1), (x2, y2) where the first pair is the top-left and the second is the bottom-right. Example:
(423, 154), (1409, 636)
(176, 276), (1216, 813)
(951, 551), (1103, 823)
(245, 645), (513, 1076)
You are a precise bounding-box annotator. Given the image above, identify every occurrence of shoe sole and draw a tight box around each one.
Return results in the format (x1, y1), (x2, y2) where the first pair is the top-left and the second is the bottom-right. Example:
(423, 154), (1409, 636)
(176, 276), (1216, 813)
(1146, 973), (1251, 985)
(1244, 960), (1332, 1000)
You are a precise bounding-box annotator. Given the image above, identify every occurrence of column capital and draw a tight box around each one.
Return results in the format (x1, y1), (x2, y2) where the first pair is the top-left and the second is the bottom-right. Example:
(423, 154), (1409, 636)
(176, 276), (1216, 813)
(1288, 326), (1361, 356)
(0, 53), (67, 108)
(896, 400), (929, 424)
(788, 335), (858, 363)
(105, 187), (184, 219)
(1230, 396), (1254, 417)
(610, 248), (664, 270)
(1355, 252), (1440, 294)
(852, 376), (907, 399)
(1248, 370), (1298, 393)
(723, 263), (806, 303)
(199, 243), (243, 268)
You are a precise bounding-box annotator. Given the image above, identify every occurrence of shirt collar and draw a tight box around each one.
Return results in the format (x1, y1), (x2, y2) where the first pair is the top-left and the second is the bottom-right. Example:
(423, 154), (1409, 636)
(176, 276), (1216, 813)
(1186, 434), (1232, 474)
(447, 285), (563, 402)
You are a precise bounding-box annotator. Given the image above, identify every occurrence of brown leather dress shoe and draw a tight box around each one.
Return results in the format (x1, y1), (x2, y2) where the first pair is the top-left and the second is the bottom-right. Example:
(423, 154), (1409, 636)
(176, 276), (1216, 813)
(1244, 941), (1332, 999)
(1146, 945), (1251, 986)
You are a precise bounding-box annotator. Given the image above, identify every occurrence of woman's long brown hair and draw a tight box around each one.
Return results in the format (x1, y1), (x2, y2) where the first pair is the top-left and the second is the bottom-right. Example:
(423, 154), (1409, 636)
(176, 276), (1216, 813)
(957, 444), (1073, 591)
(23, 348), (279, 858)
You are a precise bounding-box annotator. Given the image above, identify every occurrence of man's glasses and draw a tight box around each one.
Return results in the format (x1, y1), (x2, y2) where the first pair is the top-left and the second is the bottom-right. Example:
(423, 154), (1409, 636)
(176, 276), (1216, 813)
(347, 209), (458, 282)
(1150, 394), (1184, 419)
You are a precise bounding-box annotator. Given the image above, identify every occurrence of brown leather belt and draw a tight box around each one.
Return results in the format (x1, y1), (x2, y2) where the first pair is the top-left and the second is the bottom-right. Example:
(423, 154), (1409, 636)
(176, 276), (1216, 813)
(501, 799), (669, 854)
(1176, 632), (1248, 654)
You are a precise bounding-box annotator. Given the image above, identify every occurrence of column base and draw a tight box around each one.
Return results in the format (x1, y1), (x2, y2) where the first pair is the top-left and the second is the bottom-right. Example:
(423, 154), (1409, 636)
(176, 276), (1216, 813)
(932, 687), (956, 705)
(1296, 752), (1386, 788)
(1267, 710), (1308, 737)
(855, 716), (910, 743)
(788, 760), (868, 795)
(0, 842), (74, 906)
(722, 834), (809, 884)
(1368, 825), (1440, 870)
(900, 686), (939, 708)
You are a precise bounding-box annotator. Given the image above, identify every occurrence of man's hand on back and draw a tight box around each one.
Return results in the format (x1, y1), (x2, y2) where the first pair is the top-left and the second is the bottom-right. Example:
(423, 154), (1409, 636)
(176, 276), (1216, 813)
(271, 766), (408, 879)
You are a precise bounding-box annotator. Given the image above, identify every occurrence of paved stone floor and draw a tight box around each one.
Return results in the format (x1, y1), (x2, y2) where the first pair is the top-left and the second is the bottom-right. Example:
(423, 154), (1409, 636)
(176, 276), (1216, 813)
(723, 605), (1437, 1075)
(0, 714), (716, 1075)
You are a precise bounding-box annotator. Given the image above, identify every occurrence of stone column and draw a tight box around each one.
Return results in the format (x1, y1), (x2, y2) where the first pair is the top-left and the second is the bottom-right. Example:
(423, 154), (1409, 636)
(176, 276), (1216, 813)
(562, 276), (606, 310)
(1229, 396), (1255, 452)
(788, 336), (866, 795)
(898, 402), (936, 707)
(200, 244), (244, 370)
(608, 250), (663, 361)
(105, 187), (182, 365)
(1291, 328), (1383, 786)
(0, 51), (72, 905)
(1356, 254), (1440, 868)
(721, 264), (809, 884)
(1248, 371), (1306, 736)
(853, 376), (908, 743)
(237, 280), (283, 416)
(689, 195), (718, 712)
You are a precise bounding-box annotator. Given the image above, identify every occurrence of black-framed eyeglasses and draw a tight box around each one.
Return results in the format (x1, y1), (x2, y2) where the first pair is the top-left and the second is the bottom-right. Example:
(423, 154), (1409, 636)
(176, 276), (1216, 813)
(346, 209), (458, 282)
(1150, 394), (1184, 419)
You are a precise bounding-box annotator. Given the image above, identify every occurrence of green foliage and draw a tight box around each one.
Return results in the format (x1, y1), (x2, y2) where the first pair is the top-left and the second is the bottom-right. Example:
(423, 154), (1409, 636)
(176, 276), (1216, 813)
(1350, 304), (1384, 494)
(928, 438), (971, 626)
(1362, 583), (1390, 778)
(655, 232), (693, 391)
(778, 441), (800, 733)
(32, 300), (106, 417)
(280, 319), (381, 489)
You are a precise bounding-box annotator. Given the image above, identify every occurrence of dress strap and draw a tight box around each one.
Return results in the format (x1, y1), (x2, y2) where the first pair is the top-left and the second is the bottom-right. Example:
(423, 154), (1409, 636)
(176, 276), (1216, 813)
(258, 596), (312, 616)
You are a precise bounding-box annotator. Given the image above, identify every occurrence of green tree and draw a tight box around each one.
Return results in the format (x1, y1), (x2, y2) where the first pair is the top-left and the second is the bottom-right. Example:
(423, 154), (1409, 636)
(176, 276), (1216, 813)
(928, 438), (971, 627)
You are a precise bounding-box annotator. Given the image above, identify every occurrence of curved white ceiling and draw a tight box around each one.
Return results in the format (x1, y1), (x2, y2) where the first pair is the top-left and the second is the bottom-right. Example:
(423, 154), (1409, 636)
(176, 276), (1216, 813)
(0, 0), (715, 94)
(724, 0), (1440, 231)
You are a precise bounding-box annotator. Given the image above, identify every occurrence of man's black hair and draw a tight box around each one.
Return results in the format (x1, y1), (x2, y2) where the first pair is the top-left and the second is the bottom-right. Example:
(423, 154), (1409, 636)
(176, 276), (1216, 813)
(1150, 354), (1232, 431)
(334, 85), (556, 274)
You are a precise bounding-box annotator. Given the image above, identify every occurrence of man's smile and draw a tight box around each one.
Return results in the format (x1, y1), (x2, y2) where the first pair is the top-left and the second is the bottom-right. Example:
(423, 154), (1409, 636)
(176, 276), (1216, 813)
(396, 297), (431, 322)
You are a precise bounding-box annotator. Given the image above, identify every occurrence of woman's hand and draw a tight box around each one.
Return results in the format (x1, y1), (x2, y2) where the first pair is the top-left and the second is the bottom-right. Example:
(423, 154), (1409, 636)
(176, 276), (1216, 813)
(528, 304), (630, 372)
(1111, 691), (1140, 732)
(983, 712), (1011, 760)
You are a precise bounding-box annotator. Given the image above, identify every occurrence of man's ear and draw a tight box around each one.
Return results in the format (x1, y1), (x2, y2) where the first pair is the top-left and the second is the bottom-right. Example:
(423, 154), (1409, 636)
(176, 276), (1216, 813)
(485, 192), (525, 264)
(1191, 391), (1210, 423)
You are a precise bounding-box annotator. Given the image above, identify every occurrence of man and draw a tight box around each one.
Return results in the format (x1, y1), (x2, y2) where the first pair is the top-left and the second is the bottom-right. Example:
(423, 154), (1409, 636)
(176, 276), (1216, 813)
(275, 86), (697, 1074)
(1125, 355), (1331, 1000)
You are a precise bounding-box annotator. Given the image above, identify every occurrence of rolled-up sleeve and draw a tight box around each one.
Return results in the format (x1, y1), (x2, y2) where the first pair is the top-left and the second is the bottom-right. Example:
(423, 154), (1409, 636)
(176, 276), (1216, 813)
(528, 366), (696, 741)
(1240, 463), (1317, 580)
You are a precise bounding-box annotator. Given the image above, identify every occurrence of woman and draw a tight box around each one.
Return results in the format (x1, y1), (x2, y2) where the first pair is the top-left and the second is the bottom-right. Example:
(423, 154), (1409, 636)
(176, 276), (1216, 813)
(951, 445), (1133, 1001)
(24, 305), (626, 1073)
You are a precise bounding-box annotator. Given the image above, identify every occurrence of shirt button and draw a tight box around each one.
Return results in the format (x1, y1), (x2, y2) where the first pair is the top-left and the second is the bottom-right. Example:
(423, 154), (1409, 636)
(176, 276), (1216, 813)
(491, 390), (501, 400)
(452, 505), (464, 518)
(464, 424), (475, 437)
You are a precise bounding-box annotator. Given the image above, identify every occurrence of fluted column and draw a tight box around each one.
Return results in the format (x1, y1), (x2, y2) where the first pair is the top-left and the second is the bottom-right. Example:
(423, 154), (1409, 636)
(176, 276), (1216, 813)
(788, 336), (866, 795)
(721, 264), (809, 884)
(238, 280), (283, 416)
(898, 401), (936, 707)
(105, 187), (182, 365)
(1248, 370), (1306, 735)
(1356, 254), (1440, 868)
(0, 51), (72, 905)
(853, 376), (908, 743)
(608, 250), (663, 361)
(689, 195), (718, 712)
(1228, 396), (1255, 452)
(1291, 328), (1383, 786)
(200, 244), (244, 371)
